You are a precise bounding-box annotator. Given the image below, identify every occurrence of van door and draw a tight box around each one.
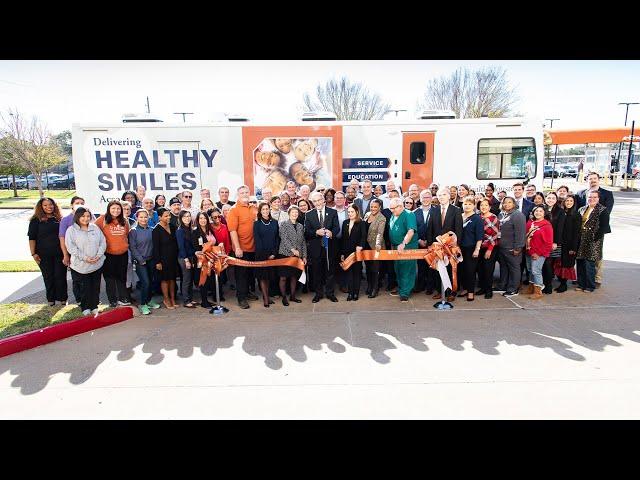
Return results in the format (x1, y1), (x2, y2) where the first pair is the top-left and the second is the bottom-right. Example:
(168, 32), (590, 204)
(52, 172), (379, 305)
(402, 132), (434, 191)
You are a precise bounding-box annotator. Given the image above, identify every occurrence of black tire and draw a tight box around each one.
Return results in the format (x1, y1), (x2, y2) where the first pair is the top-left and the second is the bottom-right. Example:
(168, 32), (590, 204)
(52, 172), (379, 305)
(69, 182), (75, 189)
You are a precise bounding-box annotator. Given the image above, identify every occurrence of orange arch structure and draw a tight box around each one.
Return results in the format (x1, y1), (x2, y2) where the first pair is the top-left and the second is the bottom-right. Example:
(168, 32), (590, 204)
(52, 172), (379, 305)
(544, 127), (637, 146)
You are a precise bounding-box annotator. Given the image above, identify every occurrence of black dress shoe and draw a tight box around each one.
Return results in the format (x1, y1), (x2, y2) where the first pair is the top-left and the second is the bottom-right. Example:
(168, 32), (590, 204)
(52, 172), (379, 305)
(290, 297), (302, 303)
(353, 294), (359, 301)
(282, 297), (289, 306)
(484, 291), (493, 299)
(312, 294), (322, 303)
(327, 295), (338, 302)
(347, 294), (353, 301)
(238, 299), (250, 309)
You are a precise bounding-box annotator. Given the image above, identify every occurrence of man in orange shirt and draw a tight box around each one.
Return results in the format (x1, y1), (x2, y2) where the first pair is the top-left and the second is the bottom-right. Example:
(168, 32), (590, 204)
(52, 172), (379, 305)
(227, 185), (258, 309)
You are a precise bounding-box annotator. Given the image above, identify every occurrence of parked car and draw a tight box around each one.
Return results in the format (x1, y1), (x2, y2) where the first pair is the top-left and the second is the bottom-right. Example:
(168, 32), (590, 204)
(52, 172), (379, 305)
(0, 176), (10, 188)
(8, 176), (27, 189)
(25, 173), (64, 190)
(48, 173), (75, 189)
(544, 165), (559, 178)
(558, 164), (578, 178)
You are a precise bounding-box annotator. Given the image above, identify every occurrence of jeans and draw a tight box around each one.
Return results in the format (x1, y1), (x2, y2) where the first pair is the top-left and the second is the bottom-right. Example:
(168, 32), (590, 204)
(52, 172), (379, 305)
(135, 260), (155, 306)
(178, 258), (194, 303)
(526, 254), (546, 287)
(577, 259), (596, 291)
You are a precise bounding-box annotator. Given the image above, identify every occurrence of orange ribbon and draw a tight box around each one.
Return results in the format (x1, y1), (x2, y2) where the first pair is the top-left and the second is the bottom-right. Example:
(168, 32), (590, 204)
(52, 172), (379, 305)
(339, 232), (463, 291)
(197, 242), (305, 287)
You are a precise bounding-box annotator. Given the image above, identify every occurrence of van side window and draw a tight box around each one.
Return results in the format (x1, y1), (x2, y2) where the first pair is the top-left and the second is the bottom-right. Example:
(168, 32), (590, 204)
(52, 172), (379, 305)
(410, 142), (426, 164)
(477, 138), (536, 179)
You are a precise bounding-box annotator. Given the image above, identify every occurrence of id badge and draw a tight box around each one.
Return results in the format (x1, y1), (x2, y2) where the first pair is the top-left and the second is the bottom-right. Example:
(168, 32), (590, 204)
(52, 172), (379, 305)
(199, 237), (203, 246)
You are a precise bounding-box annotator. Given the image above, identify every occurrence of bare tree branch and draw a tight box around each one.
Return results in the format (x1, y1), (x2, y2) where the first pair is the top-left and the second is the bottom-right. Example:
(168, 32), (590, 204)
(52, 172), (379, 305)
(419, 66), (519, 118)
(302, 76), (391, 120)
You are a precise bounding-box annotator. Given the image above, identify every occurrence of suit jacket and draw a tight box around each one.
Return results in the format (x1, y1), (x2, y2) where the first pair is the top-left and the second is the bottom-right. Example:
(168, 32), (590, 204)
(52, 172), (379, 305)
(414, 206), (434, 243)
(353, 195), (378, 216)
(364, 212), (387, 249)
(576, 187), (614, 213)
(515, 197), (534, 219)
(427, 204), (463, 245)
(340, 219), (367, 256)
(304, 207), (340, 260)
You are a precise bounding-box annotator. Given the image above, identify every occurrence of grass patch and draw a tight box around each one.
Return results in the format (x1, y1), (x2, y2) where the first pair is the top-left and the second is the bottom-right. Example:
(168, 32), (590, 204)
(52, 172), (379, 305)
(0, 303), (109, 340)
(0, 190), (76, 209)
(0, 260), (40, 272)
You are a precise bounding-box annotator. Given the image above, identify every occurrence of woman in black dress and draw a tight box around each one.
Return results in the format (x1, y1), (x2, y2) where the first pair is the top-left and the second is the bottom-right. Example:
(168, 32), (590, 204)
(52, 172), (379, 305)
(542, 191), (566, 294)
(192, 212), (217, 308)
(152, 208), (179, 309)
(254, 202), (280, 307)
(340, 204), (367, 301)
(27, 197), (67, 306)
(554, 194), (580, 292)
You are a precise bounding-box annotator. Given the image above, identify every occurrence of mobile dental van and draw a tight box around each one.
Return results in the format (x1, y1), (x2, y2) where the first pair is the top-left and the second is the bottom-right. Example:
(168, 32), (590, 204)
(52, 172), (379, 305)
(72, 114), (543, 211)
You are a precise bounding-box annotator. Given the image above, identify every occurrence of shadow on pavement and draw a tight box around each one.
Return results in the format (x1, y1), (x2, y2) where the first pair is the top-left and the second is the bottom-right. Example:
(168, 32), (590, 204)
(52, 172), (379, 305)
(1, 260), (639, 395)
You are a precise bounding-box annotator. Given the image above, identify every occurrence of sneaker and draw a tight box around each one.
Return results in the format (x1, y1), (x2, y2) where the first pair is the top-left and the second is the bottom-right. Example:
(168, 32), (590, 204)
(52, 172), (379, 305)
(91, 308), (99, 316)
(247, 292), (259, 301)
(109, 302), (117, 308)
(140, 304), (151, 315)
(147, 300), (161, 309)
(503, 290), (519, 297)
(400, 296), (409, 302)
(493, 287), (506, 293)
(117, 300), (131, 306)
(82, 309), (91, 316)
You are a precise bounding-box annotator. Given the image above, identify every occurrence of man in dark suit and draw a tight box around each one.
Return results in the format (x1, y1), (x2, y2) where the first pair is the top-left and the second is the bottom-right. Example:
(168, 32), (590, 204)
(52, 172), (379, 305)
(426, 187), (463, 301)
(576, 172), (614, 212)
(353, 179), (377, 216)
(575, 171), (614, 288)
(304, 191), (340, 302)
(415, 189), (436, 294)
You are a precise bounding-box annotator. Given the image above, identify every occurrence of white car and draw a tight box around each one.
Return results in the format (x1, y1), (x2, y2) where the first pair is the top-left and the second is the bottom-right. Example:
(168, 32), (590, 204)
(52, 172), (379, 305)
(25, 174), (64, 189)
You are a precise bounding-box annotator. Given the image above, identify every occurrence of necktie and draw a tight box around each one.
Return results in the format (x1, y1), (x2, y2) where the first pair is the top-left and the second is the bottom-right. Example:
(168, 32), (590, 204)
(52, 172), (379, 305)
(319, 210), (324, 227)
(441, 206), (446, 227)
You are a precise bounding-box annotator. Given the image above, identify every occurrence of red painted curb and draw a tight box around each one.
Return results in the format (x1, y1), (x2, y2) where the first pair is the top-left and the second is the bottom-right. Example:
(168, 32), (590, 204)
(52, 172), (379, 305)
(0, 306), (135, 359)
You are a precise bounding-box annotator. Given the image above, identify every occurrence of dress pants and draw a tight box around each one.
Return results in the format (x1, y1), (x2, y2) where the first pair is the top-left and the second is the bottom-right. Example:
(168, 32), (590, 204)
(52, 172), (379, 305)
(346, 261), (362, 295)
(311, 247), (336, 296)
(497, 248), (522, 292)
(477, 247), (498, 293)
(69, 268), (85, 305)
(461, 245), (479, 293)
(39, 254), (68, 302)
(234, 251), (255, 300)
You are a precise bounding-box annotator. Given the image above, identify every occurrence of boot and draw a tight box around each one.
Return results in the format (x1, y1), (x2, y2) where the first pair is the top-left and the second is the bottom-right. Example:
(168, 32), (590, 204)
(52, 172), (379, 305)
(542, 283), (553, 294)
(555, 279), (568, 293)
(529, 285), (543, 300)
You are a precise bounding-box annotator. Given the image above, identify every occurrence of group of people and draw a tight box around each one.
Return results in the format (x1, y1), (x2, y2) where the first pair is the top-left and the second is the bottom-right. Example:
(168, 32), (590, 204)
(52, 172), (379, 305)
(27, 172), (613, 315)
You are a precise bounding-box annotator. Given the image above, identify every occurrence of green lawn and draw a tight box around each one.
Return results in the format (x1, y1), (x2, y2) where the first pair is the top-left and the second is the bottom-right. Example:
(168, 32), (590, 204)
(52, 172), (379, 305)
(0, 303), (109, 340)
(0, 190), (76, 209)
(0, 260), (40, 272)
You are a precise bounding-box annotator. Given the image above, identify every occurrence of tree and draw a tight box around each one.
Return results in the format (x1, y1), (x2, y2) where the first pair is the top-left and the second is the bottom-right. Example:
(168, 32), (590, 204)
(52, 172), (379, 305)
(0, 136), (29, 197)
(418, 66), (519, 118)
(303, 77), (391, 120)
(52, 130), (72, 156)
(0, 108), (66, 197)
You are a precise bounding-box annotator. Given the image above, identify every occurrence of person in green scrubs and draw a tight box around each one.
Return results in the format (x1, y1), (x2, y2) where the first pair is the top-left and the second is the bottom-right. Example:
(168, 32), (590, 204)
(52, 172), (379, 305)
(388, 198), (418, 301)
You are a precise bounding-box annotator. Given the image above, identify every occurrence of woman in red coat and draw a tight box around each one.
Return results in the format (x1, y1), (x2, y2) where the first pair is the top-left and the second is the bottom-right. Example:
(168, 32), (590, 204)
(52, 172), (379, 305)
(525, 205), (554, 300)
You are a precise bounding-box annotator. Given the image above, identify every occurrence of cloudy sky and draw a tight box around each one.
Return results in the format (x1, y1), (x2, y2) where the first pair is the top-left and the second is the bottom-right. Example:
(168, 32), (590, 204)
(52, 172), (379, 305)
(1, 60), (639, 133)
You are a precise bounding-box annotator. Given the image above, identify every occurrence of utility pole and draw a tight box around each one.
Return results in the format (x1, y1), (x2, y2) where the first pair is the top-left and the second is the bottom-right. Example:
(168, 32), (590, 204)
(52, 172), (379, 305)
(173, 112), (194, 123)
(145, 96), (151, 114)
(386, 109), (407, 117)
(616, 102), (638, 184)
(545, 119), (560, 180)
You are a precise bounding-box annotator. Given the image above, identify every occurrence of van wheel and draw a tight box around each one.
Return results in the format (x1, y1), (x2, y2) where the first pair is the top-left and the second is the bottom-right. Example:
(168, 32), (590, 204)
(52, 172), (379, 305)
(70, 182), (75, 189)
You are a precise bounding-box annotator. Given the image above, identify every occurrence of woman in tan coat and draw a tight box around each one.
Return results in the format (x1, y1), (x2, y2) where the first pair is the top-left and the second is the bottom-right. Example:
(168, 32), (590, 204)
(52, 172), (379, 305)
(363, 199), (387, 298)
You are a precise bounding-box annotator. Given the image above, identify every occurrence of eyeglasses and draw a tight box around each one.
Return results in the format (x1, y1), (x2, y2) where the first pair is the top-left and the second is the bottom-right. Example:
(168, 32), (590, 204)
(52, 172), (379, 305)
(317, 189), (325, 192)
(404, 201), (414, 205)
(183, 195), (192, 199)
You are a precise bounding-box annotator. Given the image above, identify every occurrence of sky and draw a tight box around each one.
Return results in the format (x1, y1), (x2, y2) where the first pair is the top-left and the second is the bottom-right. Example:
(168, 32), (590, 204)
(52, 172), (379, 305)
(0, 60), (639, 133)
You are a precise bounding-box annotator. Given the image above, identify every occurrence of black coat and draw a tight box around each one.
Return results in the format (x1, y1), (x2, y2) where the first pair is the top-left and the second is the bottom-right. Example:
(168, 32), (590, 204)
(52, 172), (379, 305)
(560, 211), (581, 268)
(427, 204), (463, 244)
(549, 206), (566, 245)
(414, 206), (434, 243)
(576, 187), (614, 213)
(340, 219), (367, 256)
(304, 207), (340, 260)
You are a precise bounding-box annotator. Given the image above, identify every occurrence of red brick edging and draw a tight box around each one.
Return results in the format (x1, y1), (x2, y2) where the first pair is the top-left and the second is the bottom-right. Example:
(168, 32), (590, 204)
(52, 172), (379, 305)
(0, 307), (134, 359)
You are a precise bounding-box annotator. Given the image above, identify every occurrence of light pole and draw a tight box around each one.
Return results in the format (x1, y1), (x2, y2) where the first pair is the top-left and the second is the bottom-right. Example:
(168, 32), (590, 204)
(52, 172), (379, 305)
(173, 112), (194, 123)
(385, 109), (407, 118)
(615, 102), (638, 181)
(545, 119), (560, 187)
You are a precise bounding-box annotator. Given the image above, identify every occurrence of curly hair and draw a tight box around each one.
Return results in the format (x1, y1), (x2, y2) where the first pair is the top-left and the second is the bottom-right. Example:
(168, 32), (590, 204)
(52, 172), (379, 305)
(30, 197), (62, 222)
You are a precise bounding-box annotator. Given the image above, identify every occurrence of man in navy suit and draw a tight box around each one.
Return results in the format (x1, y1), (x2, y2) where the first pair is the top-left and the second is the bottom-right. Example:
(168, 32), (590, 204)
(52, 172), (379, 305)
(415, 189), (436, 294)
(353, 179), (377, 216)
(427, 187), (463, 301)
(576, 171), (614, 287)
(304, 191), (340, 302)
